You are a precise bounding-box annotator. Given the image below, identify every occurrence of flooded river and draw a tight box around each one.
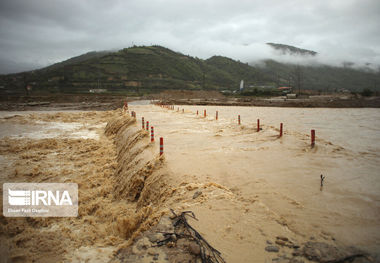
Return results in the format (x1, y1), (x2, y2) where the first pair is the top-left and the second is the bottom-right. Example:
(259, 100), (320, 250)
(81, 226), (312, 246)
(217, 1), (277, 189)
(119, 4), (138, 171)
(1, 105), (379, 262)
(129, 102), (380, 259)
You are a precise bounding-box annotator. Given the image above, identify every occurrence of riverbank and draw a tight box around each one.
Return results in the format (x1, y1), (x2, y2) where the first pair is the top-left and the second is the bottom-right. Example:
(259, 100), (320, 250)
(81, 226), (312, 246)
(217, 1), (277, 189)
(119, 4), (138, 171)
(1, 93), (380, 111)
(161, 95), (380, 108)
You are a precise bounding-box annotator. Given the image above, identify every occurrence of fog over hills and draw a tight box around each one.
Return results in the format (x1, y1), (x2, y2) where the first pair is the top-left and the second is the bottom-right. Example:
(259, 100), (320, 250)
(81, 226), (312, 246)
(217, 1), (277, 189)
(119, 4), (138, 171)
(1, 45), (379, 96)
(1, 0), (380, 75)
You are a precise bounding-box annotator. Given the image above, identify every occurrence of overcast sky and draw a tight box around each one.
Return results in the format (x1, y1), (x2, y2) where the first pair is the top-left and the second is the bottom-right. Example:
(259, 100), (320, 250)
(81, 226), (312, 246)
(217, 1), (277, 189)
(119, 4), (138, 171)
(0, 0), (379, 74)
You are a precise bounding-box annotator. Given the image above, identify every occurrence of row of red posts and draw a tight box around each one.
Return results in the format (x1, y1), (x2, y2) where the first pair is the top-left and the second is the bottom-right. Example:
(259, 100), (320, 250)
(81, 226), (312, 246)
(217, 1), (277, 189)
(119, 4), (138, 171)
(152, 102), (317, 152)
(129, 105), (164, 156)
(235, 115), (314, 147)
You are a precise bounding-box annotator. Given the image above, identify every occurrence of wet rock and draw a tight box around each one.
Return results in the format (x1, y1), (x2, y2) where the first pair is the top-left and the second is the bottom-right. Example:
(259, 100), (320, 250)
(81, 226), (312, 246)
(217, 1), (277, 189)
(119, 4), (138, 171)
(276, 236), (289, 242)
(193, 190), (202, 199)
(292, 244), (300, 249)
(265, 246), (280, 253)
(188, 243), (201, 255)
(148, 233), (164, 243)
(285, 241), (296, 248)
(275, 240), (286, 246)
(302, 242), (366, 262)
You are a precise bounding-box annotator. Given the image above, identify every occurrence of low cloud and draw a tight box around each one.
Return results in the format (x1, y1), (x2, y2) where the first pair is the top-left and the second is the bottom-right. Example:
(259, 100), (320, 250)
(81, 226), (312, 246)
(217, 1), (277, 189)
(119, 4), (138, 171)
(0, 0), (379, 74)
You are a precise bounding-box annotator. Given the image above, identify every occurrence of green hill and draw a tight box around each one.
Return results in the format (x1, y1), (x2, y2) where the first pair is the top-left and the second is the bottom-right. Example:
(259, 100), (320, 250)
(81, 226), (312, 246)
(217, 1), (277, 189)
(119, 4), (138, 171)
(0, 45), (379, 96)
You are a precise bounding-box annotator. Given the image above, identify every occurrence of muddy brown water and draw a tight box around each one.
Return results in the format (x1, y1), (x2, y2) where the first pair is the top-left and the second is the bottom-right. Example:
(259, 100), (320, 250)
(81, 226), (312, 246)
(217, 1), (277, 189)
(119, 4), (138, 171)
(129, 102), (380, 259)
(0, 105), (379, 262)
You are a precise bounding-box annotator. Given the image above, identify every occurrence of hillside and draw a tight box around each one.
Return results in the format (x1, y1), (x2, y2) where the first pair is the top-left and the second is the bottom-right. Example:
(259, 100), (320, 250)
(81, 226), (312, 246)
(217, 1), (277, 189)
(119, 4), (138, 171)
(257, 59), (379, 93)
(266, 43), (317, 56)
(0, 45), (379, 96)
(44, 51), (112, 71)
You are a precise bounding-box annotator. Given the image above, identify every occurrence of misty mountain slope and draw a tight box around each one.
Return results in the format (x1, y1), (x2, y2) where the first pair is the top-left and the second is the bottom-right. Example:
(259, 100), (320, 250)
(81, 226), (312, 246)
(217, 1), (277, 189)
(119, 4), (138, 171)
(259, 59), (379, 92)
(266, 43), (317, 56)
(205, 56), (272, 85)
(1, 45), (379, 95)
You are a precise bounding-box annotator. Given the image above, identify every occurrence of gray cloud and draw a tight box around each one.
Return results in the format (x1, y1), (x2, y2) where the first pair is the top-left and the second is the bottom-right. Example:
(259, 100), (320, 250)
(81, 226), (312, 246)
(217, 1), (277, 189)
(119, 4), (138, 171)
(0, 0), (379, 74)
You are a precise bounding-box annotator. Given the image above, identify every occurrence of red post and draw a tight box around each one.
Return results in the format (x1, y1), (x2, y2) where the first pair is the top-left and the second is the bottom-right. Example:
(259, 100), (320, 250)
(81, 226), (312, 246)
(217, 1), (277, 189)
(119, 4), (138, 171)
(257, 119), (260, 132)
(238, 115), (241, 125)
(197, 110), (198, 115)
(146, 121), (149, 131)
(160, 137), (164, 156)
(142, 117), (145, 129)
(204, 110), (206, 117)
(311, 129), (315, 147)
(182, 109), (184, 113)
(151, 126), (154, 142)
(216, 111), (218, 120)
(280, 123), (283, 137)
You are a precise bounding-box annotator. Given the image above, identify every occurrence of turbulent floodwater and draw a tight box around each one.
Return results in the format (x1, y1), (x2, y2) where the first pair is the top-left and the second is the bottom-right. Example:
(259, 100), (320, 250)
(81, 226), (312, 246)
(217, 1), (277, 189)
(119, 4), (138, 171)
(129, 102), (380, 257)
(0, 105), (379, 262)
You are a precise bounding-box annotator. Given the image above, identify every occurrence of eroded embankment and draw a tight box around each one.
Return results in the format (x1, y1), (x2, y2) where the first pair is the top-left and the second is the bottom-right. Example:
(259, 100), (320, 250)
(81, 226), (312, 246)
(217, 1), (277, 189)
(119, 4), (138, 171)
(104, 114), (176, 241)
(0, 111), (175, 262)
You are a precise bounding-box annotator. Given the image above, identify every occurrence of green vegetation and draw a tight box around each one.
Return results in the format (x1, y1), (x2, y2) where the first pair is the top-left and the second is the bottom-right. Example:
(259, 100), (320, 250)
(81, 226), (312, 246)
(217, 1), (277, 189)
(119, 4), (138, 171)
(0, 45), (379, 96)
